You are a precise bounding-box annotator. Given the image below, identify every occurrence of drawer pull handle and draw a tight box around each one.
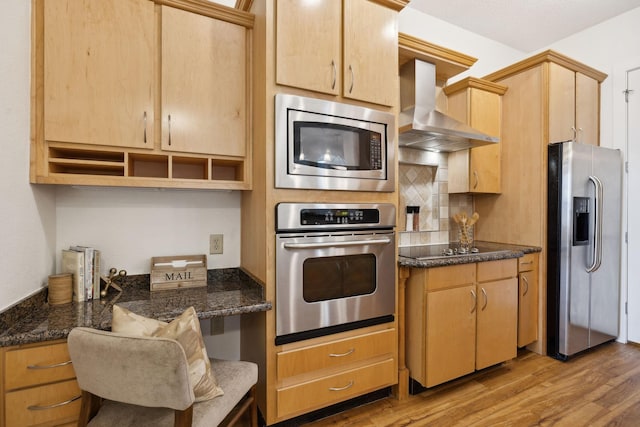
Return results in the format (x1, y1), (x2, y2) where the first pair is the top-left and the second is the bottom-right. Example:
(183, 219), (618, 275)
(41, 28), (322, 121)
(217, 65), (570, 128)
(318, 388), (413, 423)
(27, 360), (72, 370)
(329, 348), (355, 358)
(520, 261), (533, 266)
(329, 380), (354, 392)
(28, 394), (81, 411)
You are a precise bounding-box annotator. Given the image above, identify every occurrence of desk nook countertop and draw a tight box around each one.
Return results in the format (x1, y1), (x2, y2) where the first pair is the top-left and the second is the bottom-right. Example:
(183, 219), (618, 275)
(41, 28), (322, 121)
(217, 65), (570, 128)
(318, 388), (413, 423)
(0, 268), (271, 347)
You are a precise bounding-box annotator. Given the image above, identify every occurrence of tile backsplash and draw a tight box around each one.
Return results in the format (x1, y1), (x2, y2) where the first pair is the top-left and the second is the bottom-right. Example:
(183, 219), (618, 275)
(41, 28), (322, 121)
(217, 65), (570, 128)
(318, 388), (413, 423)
(398, 157), (473, 247)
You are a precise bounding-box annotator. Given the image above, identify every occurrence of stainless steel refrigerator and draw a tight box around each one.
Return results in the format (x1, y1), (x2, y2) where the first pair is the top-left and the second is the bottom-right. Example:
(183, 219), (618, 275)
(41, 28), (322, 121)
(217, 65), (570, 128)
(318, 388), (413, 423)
(547, 141), (622, 360)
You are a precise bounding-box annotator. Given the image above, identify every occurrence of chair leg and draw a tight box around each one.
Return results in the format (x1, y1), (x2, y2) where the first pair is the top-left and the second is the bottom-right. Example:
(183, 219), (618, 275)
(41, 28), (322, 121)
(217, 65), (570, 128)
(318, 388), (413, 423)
(249, 385), (258, 427)
(78, 390), (102, 427)
(174, 405), (194, 427)
(221, 385), (258, 427)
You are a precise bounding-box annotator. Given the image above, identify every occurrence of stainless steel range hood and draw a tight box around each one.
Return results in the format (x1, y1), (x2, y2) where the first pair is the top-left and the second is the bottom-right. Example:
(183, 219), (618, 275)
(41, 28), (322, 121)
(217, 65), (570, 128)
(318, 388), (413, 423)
(399, 59), (499, 152)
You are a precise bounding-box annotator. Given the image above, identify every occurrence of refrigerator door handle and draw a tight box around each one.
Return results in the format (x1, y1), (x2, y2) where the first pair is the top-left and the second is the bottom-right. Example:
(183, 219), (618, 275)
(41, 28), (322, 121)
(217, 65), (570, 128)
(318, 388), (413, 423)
(587, 175), (603, 273)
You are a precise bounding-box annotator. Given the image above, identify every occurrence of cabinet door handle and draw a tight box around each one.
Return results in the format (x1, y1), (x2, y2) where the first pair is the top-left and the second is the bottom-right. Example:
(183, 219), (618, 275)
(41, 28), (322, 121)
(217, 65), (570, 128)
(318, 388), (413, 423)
(571, 126), (577, 142)
(473, 170), (479, 189)
(168, 114), (172, 146)
(329, 348), (355, 358)
(27, 360), (72, 370)
(28, 394), (81, 411)
(143, 111), (147, 144)
(481, 287), (488, 310)
(329, 380), (354, 392)
(348, 64), (354, 94)
(470, 289), (477, 313)
(522, 275), (529, 296)
(331, 60), (337, 90)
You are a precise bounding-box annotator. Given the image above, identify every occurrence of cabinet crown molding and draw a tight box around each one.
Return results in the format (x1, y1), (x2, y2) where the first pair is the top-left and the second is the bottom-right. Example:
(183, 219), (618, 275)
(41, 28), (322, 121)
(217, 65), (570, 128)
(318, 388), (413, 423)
(444, 77), (508, 96)
(483, 49), (607, 83)
(399, 32), (477, 81)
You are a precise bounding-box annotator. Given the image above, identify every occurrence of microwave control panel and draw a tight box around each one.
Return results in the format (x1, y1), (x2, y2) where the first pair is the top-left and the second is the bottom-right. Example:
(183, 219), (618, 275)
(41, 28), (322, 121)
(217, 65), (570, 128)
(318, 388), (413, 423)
(300, 208), (380, 226)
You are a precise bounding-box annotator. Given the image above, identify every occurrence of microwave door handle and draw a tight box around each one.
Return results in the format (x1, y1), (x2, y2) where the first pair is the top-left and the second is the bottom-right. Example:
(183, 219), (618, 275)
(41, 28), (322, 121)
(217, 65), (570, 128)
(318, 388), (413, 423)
(283, 238), (391, 249)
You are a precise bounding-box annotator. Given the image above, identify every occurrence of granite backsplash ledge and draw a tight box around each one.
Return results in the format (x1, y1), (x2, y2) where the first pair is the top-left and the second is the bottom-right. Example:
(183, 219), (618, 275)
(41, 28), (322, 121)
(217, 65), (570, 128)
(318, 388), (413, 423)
(0, 268), (270, 347)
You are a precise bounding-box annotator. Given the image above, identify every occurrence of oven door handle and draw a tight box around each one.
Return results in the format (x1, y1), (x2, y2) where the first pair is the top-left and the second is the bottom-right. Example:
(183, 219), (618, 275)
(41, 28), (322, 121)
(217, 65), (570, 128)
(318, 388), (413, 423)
(283, 238), (391, 249)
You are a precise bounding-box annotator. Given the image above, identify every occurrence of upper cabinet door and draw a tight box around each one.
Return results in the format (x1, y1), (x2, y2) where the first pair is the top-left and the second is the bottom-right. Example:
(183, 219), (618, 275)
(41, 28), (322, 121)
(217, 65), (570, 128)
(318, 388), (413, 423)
(161, 6), (247, 156)
(276, 0), (341, 96)
(43, 0), (154, 149)
(343, 0), (397, 107)
(575, 72), (599, 146)
(548, 63), (576, 144)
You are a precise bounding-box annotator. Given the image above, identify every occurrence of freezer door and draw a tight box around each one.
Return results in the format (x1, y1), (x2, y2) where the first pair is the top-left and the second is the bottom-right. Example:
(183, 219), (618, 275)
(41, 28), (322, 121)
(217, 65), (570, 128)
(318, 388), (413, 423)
(588, 145), (622, 344)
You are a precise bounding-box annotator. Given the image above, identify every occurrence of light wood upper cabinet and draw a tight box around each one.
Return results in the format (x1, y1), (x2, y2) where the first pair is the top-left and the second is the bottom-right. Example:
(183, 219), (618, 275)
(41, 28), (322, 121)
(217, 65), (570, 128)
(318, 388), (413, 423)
(342, 1), (397, 106)
(275, 0), (398, 106)
(161, 6), (246, 156)
(549, 63), (600, 145)
(43, 0), (155, 149)
(445, 78), (507, 194)
(275, 0), (341, 96)
(32, 0), (254, 190)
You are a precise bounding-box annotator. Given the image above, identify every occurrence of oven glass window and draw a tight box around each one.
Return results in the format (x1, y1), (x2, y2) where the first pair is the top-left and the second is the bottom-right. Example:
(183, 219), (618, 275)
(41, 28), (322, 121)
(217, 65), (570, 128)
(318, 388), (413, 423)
(293, 122), (382, 171)
(302, 254), (376, 302)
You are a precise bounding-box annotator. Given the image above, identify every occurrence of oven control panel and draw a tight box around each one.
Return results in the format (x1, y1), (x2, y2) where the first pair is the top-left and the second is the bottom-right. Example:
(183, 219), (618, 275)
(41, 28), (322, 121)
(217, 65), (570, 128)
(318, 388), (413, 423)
(300, 208), (380, 225)
(276, 203), (396, 231)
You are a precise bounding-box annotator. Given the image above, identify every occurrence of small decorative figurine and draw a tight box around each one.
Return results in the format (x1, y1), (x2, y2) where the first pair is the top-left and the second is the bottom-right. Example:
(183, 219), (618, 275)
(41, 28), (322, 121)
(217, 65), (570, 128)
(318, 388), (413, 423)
(100, 268), (127, 297)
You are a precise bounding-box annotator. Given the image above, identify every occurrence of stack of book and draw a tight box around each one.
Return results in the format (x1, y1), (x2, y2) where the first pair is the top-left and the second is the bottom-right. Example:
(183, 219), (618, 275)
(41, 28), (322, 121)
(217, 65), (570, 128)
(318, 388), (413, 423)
(61, 246), (101, 302)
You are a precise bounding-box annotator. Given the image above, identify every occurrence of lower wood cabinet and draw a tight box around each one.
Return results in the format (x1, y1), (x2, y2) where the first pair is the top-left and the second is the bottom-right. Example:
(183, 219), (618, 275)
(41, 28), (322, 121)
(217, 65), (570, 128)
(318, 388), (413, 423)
(518, 253), (539, 347)
(275, 327), (397, 420)
(1, 340), (81, 427)
(406, 259), (518, 388)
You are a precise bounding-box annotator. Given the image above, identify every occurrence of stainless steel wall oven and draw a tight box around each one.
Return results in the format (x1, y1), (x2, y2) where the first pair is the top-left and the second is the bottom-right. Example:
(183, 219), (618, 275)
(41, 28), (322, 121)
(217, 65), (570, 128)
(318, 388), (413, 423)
(275, 203), (396, 345)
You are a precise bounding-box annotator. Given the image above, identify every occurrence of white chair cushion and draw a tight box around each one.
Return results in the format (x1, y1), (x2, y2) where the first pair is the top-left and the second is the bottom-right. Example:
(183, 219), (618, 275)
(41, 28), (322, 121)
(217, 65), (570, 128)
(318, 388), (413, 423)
(87, 359), (258, 427)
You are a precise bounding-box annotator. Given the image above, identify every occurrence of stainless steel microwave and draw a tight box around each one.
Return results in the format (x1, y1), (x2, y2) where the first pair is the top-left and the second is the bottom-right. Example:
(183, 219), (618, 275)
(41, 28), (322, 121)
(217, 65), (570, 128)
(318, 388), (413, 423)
(275, 94), (396, 192)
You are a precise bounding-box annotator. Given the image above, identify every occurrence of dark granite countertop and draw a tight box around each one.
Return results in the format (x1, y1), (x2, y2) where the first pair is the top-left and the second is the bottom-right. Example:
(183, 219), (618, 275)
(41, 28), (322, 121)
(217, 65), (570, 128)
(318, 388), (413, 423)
(0, 268), (271, 347)
(398, 241), (541, 268)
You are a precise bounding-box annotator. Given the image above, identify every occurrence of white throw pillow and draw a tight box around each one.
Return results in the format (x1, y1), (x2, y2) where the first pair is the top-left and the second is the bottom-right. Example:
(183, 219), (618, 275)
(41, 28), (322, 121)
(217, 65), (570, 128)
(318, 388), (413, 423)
(111, 305), (223, 402)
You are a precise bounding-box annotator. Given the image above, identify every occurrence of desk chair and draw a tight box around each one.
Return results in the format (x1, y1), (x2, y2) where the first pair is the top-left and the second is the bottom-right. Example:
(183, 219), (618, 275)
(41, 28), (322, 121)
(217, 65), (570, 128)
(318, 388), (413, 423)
(67, 327), (258, 427)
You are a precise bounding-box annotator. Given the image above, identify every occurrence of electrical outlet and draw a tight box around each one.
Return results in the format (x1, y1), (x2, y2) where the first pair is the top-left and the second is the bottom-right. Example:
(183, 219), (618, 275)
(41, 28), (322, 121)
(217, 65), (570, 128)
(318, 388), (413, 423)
(209, 234), (223, 254)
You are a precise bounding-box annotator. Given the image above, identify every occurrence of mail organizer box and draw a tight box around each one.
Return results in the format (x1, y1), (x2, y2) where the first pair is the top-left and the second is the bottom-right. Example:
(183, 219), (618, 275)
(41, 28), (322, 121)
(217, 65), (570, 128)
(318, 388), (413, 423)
(150, 255), (207, 291)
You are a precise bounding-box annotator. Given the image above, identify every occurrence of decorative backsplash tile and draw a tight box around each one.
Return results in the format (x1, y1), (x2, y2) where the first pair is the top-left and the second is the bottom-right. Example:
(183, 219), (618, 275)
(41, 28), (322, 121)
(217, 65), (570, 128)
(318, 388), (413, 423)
(398, 155), (474, 247)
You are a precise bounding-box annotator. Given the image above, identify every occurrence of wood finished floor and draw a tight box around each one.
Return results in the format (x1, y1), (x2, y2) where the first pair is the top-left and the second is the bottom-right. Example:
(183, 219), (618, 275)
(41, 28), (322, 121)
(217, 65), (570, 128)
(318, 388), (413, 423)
(304, 342), (640, 427)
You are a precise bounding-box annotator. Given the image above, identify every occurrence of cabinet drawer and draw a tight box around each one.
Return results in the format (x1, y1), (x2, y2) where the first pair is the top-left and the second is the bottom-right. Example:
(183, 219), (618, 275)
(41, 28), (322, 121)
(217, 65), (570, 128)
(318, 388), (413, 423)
(4, 342), (75, 390)
(477, 259), (517, 282)
(277, 329), (395, 380)
(518, 253), (536, 272)
(425, 263), (476, 291)
(5, 378), (81, 427)
(276, 358), (395, 420)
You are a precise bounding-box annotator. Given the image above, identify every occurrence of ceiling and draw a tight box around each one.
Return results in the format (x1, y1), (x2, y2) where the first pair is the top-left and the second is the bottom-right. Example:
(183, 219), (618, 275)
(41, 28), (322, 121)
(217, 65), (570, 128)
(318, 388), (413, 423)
(406, 0), (640, 52)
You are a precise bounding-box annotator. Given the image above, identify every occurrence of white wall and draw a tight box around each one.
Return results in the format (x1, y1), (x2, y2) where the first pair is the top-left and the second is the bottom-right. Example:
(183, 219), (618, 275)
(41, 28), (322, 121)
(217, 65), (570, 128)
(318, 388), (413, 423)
(0, 1), (57, 312)
(399, 7), (525, 82)
(55, 187), (241, 275)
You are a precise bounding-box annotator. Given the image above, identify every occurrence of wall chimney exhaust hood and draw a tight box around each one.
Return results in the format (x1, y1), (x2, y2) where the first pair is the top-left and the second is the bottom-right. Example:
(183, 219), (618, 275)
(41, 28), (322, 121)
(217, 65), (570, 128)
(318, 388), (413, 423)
(398, 59), (499, 152)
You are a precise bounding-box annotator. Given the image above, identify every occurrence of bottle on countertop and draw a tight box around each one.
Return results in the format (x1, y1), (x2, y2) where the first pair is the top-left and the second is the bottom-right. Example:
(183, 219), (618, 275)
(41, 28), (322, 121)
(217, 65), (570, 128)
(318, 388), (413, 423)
(406, 206), (420, 231)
